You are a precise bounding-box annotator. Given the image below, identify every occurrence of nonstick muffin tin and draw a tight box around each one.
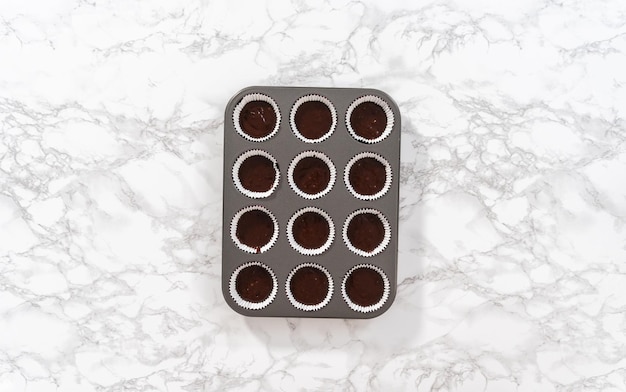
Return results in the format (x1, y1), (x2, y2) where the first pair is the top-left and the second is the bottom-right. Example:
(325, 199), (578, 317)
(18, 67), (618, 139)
(222, 86), (400, 318)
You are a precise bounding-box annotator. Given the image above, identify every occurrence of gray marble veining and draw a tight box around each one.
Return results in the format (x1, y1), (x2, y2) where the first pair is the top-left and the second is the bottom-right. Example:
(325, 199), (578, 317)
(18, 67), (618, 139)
(1, 0), (626, 391)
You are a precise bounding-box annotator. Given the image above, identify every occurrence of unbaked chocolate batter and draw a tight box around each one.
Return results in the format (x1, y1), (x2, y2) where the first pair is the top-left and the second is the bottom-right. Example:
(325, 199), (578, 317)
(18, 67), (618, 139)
(345, 267), (384, 307)
(239, 100), (277, 138)
(236, 210), (274, 249)
(347, 212), (384, 252)
(294, 101), (332, 140)
(292, 157), (330, 195)
(292, 211), (330, 249)
(238, 155), (276, 192)
(235, 265), (273, 303)
(350, 101), (387, 140)
(290, 266), (329, 305)
(349, 157), (386, 196)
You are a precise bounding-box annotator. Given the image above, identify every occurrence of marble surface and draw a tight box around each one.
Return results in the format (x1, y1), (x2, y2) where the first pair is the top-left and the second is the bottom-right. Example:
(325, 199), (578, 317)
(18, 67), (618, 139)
(2, 0), (626, 391)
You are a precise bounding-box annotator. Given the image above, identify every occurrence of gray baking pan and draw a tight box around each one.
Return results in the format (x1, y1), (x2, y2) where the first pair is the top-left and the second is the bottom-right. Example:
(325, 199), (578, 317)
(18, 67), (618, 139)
(222, 86), (401, 318)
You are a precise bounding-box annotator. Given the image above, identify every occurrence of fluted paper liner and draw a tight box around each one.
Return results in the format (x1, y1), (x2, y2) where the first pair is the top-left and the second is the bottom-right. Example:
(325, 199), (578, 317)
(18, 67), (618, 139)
(286, 207), (335, 256)
(232, 149), (280, 198)
(341, 264), (390, 313)
(289, 94), (337, 143)
(342, 208), (391, 257)
(229, 261), (278, 310)
(344, 152), (392, 201)
(345, 95), (394, 144)
(233, 93), (281, 142)
(287, 150), (336, 200)
(230, 205), (279, 254)
(286, 263), (334, 311)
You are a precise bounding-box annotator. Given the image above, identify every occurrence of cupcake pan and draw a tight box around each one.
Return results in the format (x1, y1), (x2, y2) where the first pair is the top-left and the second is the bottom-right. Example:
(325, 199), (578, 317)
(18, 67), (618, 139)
(222, 86), (400, 319)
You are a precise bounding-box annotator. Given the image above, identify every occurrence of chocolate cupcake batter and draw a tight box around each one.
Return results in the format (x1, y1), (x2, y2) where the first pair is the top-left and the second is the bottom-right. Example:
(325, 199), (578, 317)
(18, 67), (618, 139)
(239, 100), (277, 139)
(238, 155), (276, 193)
(292, 157), (330, 195)
(350, 101), (387, 140)
(236, 210), (274, 250)
(345, 267), (384, 307)
(347, 213), (385, 252)
(292, 211), (330, 249)
(290, 266), (329, 305)
(236, 265), (273, 303)
(349, 157), (386, 196)
(294, 101), (332, 140)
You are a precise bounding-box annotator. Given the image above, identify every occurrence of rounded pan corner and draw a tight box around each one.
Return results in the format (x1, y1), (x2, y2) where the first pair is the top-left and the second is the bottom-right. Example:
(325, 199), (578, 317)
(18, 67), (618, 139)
(356, 288), (398, 319)
(225, 299), (249, 317)
(359, 88), (399, 110)
(223, 86), (268, 117)
(221, 281), (246, 316)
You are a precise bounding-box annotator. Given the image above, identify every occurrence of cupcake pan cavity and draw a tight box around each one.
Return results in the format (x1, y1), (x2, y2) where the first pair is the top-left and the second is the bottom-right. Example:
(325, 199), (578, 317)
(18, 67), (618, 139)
(287, 206), (335, 256)
(286, 263), (334, 311)
(287, 151), (336, 200)
(290, 94), (337, 143)
(233, 149), (280, 198)
(229, 262), (279, 311)
(223, 86), (400, 319)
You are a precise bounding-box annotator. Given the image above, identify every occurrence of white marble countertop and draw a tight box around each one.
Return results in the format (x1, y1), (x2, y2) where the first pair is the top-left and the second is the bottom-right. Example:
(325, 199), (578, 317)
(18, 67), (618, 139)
(2, 0), (626, 391)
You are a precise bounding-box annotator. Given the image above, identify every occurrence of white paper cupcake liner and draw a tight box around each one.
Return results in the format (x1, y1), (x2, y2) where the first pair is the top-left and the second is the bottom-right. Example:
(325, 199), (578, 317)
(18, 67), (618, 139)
(342, 208), (391, 257)
(287, 150), (336, 200)
(286, 207), (335, 256)
(233, 93), (281, 142)
(229, 261), (278, 310)
(286, 263), (334, 311)
(289, 94), (337, 143)
(232, 149), (280, 199)
(341, 264), (390, 313)
(230, 205), (279, 254)
(344, 152), (392, 201)
(345, 95), (395, 144)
